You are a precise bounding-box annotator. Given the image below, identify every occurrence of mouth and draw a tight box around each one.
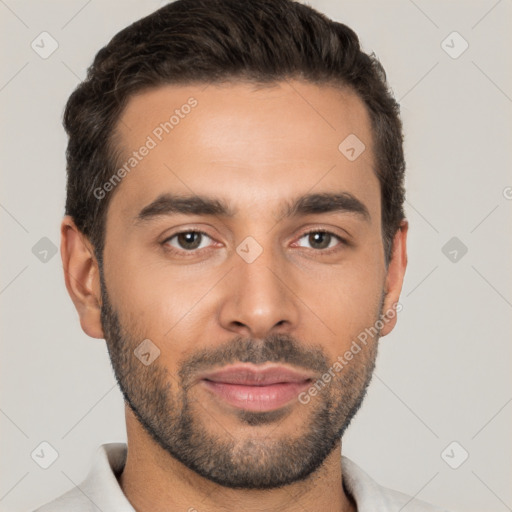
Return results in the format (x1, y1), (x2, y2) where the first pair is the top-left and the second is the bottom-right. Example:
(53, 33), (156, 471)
(198, 364), (314, 412)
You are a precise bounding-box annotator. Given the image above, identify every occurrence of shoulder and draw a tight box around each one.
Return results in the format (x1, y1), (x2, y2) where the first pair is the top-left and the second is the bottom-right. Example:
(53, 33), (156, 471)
(341, 457), (451, 512)
(33, 486), (94, 512)
(32, 443), (133, 512)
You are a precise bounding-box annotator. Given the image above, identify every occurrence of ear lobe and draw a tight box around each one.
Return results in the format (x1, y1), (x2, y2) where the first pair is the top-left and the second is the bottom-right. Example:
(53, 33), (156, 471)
(61, 216), (104, 339)
(380, 219), (408, 337)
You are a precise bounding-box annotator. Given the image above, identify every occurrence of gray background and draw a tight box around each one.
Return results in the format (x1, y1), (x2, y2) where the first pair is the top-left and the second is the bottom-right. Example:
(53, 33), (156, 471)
(1, 1), (511, 511)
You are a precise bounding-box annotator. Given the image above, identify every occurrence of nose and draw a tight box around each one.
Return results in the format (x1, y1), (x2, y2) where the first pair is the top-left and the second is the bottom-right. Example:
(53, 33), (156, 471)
(217, 243), (300, 340)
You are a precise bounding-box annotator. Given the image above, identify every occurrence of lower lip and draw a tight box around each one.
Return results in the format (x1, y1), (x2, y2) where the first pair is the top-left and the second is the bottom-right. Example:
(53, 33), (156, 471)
(201, 380), (311, 412)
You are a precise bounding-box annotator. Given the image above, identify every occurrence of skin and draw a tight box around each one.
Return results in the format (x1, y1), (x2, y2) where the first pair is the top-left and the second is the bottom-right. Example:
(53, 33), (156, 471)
(61, 80), (408, 512)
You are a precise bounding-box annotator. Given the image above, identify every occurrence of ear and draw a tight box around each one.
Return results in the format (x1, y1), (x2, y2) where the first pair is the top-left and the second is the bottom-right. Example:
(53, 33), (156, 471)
(60, 216), (104, 339)
(379, 219), (408, 337)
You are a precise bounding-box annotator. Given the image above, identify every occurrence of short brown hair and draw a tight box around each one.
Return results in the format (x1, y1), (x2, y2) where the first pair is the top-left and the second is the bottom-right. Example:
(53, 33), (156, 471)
(63, 0), (405, 265)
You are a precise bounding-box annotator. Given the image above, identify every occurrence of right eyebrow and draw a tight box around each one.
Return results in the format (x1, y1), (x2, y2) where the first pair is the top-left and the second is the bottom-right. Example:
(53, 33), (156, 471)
(134, 194), (236, 224)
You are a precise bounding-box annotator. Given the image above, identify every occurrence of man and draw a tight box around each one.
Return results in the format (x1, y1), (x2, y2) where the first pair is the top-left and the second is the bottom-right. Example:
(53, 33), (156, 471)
(35, 0), (448, 510)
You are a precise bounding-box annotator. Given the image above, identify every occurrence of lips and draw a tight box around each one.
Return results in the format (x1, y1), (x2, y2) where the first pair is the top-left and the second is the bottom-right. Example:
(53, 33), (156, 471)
(198, 364), (313, 412)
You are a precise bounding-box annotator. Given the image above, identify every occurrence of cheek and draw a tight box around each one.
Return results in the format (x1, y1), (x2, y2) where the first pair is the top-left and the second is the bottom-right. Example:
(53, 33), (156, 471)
(312, 257), (385, 351)
(108, 252), (223, 353)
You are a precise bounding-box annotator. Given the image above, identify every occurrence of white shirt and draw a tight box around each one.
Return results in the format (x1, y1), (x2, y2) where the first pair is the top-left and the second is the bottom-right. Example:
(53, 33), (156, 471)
(33, 443), (449, 511)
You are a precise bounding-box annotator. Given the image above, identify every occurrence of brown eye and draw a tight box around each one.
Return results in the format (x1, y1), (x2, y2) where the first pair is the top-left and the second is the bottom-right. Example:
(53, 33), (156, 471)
(164, 231), (212, 251)
(296, 230), (345, 251)
(308, 232), (331, 249)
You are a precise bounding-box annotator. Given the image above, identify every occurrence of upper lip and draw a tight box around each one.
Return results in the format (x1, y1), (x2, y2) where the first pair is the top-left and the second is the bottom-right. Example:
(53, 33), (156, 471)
(199, 364), (314, 386)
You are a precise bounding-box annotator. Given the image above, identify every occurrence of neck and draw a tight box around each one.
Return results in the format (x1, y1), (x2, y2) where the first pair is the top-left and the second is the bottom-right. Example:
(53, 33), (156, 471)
(119, 406), (356, 512)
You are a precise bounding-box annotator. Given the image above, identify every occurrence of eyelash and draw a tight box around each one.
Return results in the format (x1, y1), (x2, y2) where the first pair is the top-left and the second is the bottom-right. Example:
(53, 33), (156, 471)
(161, 228), (348, 257)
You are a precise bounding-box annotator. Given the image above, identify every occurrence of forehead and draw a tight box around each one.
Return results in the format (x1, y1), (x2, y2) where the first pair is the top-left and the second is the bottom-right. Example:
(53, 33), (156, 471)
(108, 80), (378, 222)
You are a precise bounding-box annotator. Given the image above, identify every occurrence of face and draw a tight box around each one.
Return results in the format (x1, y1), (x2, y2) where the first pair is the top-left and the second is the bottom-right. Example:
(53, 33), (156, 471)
(87, 81), (404, 489)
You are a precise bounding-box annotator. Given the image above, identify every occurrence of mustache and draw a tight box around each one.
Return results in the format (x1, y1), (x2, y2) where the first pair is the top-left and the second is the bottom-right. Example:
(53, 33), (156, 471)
(178, 333), (330, 386)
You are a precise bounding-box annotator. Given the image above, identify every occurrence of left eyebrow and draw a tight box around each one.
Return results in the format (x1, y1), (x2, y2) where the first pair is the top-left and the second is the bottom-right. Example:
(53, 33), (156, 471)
(279, 191), (371, 222)
(134, 191), (371, 224)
